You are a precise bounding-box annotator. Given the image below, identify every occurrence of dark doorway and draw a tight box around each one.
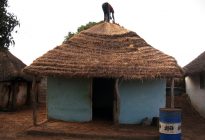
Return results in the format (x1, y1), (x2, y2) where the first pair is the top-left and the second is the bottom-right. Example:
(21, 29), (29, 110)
(92, 78), (115, 121)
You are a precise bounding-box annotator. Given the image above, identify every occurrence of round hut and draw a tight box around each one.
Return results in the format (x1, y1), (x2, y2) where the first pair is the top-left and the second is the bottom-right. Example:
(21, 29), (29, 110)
(0, 50), (32, 110)
(24, 22), (182, 124)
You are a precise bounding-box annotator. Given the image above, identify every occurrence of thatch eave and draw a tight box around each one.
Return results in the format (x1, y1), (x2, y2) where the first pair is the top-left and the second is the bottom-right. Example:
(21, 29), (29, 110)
(183, 51), (205, 76)
(0, 50), (32, 82)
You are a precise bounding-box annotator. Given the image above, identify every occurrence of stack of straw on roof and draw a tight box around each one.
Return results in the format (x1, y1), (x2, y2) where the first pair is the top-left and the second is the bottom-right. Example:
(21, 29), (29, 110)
(24, 22), (182, 79)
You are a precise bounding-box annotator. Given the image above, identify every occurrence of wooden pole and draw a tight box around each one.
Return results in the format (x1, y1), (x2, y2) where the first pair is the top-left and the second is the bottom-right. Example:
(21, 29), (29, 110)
(90, 79), (93, 121)
(12, 82), (18, 110)
(7, 83), (12, 109)
(114, 78), (120, 124)
(10, 82), (15, 110)
(171, 78), (175, 108)
(31, 77), (37, 126)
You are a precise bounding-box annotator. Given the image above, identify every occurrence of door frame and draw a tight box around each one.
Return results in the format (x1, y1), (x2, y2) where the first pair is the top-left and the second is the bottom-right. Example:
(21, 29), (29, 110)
(90, 78), (120, 123)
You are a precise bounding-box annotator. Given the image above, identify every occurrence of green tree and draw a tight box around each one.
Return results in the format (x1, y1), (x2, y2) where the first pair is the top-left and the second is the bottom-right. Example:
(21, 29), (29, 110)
(64, 21), (101, 42)
(0, 0), (19, 50)
(77, 21), (98, 33)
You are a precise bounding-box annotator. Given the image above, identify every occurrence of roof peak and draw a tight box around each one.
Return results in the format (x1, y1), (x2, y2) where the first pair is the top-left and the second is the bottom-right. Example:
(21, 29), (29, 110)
(82, 22), (130, 35)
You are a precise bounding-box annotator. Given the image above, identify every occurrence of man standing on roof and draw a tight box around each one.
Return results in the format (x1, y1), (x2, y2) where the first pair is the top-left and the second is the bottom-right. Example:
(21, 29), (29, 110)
(102, 2), (115, 23)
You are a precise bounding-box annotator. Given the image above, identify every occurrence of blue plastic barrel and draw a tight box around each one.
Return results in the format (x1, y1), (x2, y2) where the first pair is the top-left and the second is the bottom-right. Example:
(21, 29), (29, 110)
(159, 108), (182, 140)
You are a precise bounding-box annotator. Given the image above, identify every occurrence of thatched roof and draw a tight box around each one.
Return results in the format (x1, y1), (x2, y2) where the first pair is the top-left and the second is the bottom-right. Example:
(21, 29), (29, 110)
(24, 22), (182, 79)
(184, 51), (205, 75)
(0, 50), (29, 82)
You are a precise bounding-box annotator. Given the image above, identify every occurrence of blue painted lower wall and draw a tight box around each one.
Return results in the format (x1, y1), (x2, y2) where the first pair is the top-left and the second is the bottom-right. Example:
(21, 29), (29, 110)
(47, 77), (166, 124)
(119, 79), (166, 124)
(47, 77), (91, 122)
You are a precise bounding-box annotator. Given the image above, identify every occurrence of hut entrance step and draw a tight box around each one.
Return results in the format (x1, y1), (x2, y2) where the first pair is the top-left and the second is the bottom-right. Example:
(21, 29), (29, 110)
(92, 78), (115, 121)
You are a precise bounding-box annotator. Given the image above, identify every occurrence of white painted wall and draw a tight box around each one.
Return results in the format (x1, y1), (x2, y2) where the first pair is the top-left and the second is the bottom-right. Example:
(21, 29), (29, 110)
(185, 75), (205, 117)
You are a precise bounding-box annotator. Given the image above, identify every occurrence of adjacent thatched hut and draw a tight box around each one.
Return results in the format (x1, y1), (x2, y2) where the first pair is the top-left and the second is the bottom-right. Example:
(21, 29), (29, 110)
(184, 51), (205, 117)
(0, 50), (31, 110)
(24, 22), (182, 124)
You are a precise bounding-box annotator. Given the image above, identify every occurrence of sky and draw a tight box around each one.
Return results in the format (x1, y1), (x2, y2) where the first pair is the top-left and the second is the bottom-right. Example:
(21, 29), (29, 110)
(8, 0), (205, 67)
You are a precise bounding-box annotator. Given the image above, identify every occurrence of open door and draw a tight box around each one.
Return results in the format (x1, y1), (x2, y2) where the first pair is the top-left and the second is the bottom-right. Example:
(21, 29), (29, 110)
(92, 78), (115, 121)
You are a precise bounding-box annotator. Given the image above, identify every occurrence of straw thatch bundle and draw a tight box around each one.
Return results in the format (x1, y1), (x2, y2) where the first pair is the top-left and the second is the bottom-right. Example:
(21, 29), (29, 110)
(184, 51), (205, 75)
(0, 50), (29, 81)
(24, 22), (182, 79)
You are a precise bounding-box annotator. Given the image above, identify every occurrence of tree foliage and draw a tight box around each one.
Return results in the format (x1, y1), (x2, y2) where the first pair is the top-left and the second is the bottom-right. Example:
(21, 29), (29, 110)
(77, 21), (98, 33)
(0, 0), (19, 50)
(64, 21), (100, 42)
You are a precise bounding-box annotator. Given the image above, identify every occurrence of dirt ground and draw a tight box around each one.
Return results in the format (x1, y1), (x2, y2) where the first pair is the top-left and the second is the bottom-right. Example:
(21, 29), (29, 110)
(0, 104), (47, 140)
(0, 94), (205, 140)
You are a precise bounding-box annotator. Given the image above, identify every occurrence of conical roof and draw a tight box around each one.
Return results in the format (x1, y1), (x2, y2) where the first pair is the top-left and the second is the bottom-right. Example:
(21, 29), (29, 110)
(0, 50), (29, 81)
(24, 22), (182, 79)
(184, 51), (205, 75)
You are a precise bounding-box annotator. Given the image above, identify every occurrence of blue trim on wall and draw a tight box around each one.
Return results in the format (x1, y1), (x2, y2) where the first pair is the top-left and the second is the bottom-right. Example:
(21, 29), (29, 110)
(119, 79), (166, 124)
(47, 77), (91, 122)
